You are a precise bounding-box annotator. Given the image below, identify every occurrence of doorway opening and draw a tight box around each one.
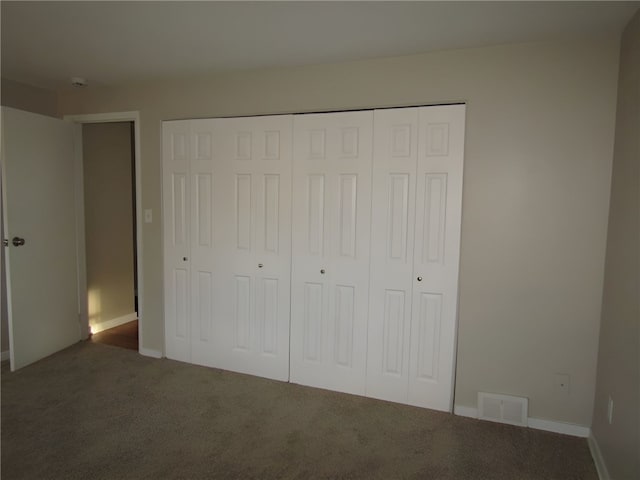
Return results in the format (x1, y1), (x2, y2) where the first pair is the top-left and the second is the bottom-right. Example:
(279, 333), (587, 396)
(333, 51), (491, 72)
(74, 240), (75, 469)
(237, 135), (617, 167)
(82, 121), (137, 350)
(66, 112), (144, 354)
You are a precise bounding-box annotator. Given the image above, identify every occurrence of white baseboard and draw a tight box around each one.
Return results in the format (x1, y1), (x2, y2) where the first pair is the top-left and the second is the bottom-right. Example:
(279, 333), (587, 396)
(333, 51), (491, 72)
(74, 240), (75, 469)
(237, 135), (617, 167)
(528, 417), (590, 438)
(588, 432), (610, 480)
(139, 347), (162, 359)
(90, 312), (137, 335)
(453, 404), (478, 418)
(1, 350), (9, 362)
(453, 404), (590, 438)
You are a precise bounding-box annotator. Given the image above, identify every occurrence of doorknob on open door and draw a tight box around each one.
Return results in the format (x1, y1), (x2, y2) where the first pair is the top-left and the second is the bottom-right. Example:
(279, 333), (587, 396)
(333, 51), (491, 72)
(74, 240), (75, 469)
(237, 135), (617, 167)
(12, 237), (25, 247)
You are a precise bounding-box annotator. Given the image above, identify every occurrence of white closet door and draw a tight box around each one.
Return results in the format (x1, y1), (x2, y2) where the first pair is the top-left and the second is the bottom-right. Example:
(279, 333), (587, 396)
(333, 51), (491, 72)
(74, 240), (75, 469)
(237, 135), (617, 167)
(162, 120), (191, 363)
(290, 111), (373, 395)
(408, 105), (465, 410)
(367, 105), (465, 412)
(189, 119), (220, 367)
(213, 115), (293, 381)
(366, 108), (419, 403)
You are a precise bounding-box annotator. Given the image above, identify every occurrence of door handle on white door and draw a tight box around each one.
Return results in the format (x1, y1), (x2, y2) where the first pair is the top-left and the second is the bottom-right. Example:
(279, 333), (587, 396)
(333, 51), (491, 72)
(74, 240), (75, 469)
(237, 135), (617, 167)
(258, 263), (263, 268)
(12, 237), (25, 247)
(320, 269), (325, 274)
(417, 276), (422, 282)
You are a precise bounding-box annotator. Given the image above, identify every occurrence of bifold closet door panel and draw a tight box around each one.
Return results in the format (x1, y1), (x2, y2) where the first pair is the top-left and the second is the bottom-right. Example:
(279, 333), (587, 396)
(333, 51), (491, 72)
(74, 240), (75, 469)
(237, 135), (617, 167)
(189, 119), (221, 368)
(162, 120), (192, 363)
(212, 115), (293, 382)
(290, 111), (373, 395)
(407, 105), (465, 411)
(366, 108), (419, 404)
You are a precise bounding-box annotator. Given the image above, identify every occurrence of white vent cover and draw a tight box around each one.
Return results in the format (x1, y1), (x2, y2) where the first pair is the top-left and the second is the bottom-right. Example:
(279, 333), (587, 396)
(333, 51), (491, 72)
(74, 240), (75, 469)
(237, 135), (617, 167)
(478, 392), (528, 427)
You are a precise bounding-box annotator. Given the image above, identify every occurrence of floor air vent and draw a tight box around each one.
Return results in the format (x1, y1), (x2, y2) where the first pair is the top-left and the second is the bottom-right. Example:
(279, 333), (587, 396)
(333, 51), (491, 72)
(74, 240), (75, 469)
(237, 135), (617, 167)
(478, 392), (528, 427)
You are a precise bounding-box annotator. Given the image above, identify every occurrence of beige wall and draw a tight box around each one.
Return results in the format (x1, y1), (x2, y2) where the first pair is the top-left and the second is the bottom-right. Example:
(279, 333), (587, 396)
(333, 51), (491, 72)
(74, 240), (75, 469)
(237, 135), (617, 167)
(59, 37), (619, 426)
(83, 122), (136, 330)
(1, 77), (57, 117)
(591, 10), (640, 479)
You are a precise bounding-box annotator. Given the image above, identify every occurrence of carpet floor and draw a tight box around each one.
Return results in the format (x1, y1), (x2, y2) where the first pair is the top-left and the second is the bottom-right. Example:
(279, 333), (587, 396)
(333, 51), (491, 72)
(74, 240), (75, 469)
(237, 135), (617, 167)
(1, 342), (597, 480)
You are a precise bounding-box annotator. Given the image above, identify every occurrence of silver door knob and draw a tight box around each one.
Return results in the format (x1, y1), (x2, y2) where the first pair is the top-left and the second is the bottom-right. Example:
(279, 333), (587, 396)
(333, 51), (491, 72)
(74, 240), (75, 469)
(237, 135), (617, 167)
(258, 263), (263, 268)
(320, 269), (325, 274)
(183, 257), (188, 261)
(12, 237), (25, 247)
(417, 276), (422, 282)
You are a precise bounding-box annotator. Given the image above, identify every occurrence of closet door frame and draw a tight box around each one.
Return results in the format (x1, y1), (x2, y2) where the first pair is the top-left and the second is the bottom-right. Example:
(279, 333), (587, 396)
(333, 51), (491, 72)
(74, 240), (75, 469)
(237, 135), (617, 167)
(162, 104), (466, 413)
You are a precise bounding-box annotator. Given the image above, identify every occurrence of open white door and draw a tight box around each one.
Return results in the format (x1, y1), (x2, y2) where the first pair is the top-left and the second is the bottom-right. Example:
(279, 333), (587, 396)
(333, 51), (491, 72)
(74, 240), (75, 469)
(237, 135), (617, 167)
(1, 107), (82, 371)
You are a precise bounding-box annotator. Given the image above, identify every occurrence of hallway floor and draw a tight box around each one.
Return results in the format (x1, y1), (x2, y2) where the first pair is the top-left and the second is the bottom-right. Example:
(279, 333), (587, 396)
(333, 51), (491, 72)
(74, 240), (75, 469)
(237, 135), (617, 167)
(90, 320), (138, 351)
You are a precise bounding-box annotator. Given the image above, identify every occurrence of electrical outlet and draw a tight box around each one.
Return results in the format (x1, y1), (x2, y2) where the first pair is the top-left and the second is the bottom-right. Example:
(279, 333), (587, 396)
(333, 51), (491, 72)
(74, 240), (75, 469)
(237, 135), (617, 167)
(607, 396), (614, 424)
(144, 209), (152, 223)
(554, 373), (570, 395)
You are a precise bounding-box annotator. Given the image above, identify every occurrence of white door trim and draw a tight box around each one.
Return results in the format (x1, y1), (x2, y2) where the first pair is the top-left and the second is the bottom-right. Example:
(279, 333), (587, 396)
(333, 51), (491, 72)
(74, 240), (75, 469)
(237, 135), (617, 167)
(63, 112), (147, 355)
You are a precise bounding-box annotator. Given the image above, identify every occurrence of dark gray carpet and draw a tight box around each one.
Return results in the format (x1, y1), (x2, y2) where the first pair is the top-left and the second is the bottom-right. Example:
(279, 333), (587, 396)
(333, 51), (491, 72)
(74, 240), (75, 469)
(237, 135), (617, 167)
(1, 342), (597, 479)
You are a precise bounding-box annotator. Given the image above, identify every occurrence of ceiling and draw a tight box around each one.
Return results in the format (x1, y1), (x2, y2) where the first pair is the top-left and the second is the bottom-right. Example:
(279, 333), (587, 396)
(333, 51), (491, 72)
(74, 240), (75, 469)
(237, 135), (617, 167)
(2, 1), (638, 91)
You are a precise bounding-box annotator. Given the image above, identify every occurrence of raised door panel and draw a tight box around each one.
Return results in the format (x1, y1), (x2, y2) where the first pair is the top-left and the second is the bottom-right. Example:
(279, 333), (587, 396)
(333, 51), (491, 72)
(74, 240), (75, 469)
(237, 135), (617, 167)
(381, 290), (407, 376)
(333, 285), (355, 367)
(235, 173), (253, 251)
(302, 282), (324, 363)
(162, 120), (191, 362)
(408, 105), (465, 411)
(256, 277), (279, 355)
(306, 174), (325, 256)
(194, 271), (213, 344)
(291, 111), (372, 395)
(337, 174), (357, 258)
(234, 275), (252, 350)
(263, 174), (280, 254)
(194, 174), (213, 247)
(414, 292), (442, 380)
(171, 174), (188, 247)
(366, 108), (418, 403)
